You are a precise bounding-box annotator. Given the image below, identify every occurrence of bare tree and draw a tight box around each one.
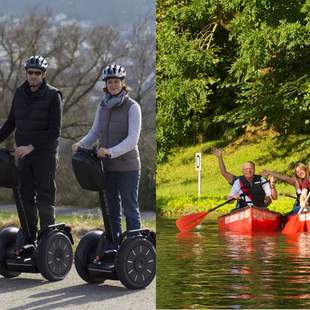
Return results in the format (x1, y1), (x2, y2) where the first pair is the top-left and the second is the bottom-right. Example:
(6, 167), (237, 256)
(0, 13), (127, 143)
(0, 12), (156, 211)
(124, 18), (156, 210)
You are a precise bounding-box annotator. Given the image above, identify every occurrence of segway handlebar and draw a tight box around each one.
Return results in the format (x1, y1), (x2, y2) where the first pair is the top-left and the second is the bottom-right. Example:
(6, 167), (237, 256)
(76, 147), (110, 159)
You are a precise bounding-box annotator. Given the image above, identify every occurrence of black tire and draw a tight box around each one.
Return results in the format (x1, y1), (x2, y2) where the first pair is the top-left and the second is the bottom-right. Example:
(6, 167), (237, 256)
(36, 231), (73, 281)
(0, 227), (21, 278)
(116, 237), (156, 290)
(75, 230), (107, 284)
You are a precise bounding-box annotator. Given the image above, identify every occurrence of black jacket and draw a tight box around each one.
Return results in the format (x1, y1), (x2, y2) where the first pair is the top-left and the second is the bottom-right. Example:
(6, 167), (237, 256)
(0, 80), (62, 153)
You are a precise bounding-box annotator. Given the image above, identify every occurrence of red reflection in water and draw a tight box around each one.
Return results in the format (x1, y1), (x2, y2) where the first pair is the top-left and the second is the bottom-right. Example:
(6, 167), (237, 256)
(221, 231), (278, 261)
(175, 231), (203, 260)
(284, 233), (310, 258)
(287, 275), (310, 284)
(283, 293), (310, 300)
(284, 233), (310, 285)
(228, 293), (256, 300)
(176, 231), (203, 240)
(221, 231), (280, 288)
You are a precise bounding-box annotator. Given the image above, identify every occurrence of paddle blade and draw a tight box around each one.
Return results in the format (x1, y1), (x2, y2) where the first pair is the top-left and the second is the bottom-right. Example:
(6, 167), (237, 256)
(282, 215), (301, 234)
(176, 211), (208, 232)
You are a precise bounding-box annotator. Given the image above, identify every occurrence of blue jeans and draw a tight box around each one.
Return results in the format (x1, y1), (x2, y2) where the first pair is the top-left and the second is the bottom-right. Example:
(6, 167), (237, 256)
(289, 200), (300, 215)
(105, 170), (141, 240)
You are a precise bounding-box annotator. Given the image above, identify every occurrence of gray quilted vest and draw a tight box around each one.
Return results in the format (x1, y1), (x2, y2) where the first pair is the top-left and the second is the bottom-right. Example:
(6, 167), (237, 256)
(99, 96), (140, 172)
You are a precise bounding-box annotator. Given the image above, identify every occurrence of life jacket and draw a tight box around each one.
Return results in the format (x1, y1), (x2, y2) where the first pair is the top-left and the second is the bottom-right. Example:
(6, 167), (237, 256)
(238, 175), (267, 208)
(295, 188), (302, 207)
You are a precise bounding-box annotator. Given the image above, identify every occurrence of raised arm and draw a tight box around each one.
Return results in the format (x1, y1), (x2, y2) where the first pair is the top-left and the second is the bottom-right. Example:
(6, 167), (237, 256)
(260, 170), (296, 186)
(212, 148), (235, 185)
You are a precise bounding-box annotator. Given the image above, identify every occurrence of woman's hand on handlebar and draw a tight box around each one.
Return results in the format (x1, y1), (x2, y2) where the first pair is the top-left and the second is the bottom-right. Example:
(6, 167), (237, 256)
(97, 147), (111, 158)
(72, 142), (83, 152)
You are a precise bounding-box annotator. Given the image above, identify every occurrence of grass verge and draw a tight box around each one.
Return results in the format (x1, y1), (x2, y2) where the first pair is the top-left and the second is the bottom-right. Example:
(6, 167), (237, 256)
(0, 211), (155, 250)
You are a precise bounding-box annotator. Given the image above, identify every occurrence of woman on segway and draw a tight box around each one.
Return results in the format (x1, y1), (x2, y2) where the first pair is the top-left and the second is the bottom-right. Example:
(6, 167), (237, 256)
(72, 64), (142, 258)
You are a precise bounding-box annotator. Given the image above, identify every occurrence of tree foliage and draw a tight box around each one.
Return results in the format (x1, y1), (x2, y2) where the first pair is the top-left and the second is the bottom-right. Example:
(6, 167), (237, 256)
(157, 0), (310, 162)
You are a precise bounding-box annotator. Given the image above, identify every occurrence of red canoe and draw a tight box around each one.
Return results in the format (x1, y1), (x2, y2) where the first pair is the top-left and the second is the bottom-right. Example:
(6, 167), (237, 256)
(284, 211), (310, 233)
(218, 206), (282, 233)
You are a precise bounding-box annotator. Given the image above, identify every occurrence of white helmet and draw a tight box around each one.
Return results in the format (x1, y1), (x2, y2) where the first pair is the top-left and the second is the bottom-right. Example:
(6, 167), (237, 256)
(24, 55), (48, 71)
(102, 64), (126, 81)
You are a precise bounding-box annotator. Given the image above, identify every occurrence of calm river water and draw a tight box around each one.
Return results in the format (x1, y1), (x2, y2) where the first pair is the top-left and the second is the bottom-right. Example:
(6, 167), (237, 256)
(157, 217), (310, 309)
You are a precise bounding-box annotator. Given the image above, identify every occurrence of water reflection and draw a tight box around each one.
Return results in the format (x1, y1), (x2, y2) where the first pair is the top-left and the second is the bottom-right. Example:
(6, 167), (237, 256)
(157, 217), (310, 309)
(284, 233), (310, 258)
(176, 231), (204, 260)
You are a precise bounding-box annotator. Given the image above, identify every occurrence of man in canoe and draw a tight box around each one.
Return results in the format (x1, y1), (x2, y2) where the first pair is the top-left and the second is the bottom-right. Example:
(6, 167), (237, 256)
(228, 161), (276, 209)
(212, 148), (277, 201)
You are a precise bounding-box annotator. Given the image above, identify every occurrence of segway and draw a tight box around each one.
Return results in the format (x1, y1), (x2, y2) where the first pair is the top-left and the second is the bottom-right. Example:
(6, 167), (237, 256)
(0, 149), (74, 281)
(72, 148), (156, 289)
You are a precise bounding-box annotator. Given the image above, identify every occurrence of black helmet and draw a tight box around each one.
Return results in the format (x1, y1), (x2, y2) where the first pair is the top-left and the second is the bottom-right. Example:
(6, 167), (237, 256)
(102, 64), (126, 81)
(24, 55), (48, 71)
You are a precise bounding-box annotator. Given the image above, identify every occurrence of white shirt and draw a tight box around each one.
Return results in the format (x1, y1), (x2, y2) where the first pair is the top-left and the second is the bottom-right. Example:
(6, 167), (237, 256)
(229, 177), (271, 206)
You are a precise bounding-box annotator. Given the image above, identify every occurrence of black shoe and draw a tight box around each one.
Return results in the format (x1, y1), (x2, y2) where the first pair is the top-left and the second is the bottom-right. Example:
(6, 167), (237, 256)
(103, 248), (118, 257)
(94, 244), (119, 262)
(16, 244), (36, 257)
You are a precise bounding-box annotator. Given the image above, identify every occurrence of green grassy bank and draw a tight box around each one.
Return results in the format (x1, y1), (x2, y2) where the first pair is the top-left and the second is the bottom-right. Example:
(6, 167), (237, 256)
(157, 132), (309, 217)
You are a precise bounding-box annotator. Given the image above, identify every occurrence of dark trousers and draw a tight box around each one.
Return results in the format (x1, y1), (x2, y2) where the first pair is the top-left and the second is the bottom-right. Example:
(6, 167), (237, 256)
(15, 152), (56, 243)
(105, 170), (141, 242)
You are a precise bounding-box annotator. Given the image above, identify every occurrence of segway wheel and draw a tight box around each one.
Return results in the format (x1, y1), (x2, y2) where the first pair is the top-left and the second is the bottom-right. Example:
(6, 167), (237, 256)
(36, 231), (73, 281)
(75, 230), (107, 283)
(116, 237), (156, 290)
(0, 227), (21, 278)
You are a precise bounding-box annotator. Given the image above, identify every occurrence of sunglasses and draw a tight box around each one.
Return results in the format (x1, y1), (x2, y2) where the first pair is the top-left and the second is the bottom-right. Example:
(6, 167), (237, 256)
(27, 70), (42, 76)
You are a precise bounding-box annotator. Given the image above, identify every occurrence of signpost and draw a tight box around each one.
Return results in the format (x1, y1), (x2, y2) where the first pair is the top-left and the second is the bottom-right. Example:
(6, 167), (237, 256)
(195, 152), (202, 197)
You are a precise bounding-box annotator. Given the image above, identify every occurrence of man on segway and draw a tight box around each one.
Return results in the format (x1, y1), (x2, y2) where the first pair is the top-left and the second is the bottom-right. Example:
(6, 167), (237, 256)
(0, 55), (62, 256)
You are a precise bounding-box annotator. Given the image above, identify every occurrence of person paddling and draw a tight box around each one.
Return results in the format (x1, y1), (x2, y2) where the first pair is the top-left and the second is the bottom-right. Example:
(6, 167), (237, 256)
(300, 177), (310, 211)
(228, 161), (274, 209)
(212, 148), (277, 202)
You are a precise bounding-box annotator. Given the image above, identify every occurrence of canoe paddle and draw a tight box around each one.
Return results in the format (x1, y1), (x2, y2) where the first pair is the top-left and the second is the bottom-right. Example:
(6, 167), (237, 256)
(282, 191), (310, 234)
(176, 198), (234, 232)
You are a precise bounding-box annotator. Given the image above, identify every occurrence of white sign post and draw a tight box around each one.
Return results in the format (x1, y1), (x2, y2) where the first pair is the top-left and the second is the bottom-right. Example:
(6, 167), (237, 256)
(195, 152), (202, 197)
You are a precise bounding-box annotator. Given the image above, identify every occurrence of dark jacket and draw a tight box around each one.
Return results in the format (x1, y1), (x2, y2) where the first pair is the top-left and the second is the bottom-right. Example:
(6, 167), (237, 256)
(99, 96), (140, 172)
(0, 80), (62, 153)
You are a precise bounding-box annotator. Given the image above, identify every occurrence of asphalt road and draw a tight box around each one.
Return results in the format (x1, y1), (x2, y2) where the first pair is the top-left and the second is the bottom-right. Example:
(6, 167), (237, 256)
(0, 205), (156, 309)
(0, 267), (155, 310)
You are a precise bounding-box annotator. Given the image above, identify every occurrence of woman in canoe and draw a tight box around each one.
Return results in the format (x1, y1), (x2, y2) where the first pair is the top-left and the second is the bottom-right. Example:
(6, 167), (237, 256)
(261, 162), (308, 214)
(300, 176), (310, 210)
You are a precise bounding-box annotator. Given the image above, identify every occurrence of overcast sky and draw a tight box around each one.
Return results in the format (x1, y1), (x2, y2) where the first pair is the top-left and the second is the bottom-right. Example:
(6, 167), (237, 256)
(0, 0), (155, 26)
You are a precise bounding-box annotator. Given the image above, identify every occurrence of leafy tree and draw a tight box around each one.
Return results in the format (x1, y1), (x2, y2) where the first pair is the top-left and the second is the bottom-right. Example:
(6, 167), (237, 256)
(157, 0), (310, 162)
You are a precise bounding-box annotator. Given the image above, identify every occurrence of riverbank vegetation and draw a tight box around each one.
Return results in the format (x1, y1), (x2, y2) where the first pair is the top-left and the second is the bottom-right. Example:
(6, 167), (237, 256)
(157, 131), (308, 217)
